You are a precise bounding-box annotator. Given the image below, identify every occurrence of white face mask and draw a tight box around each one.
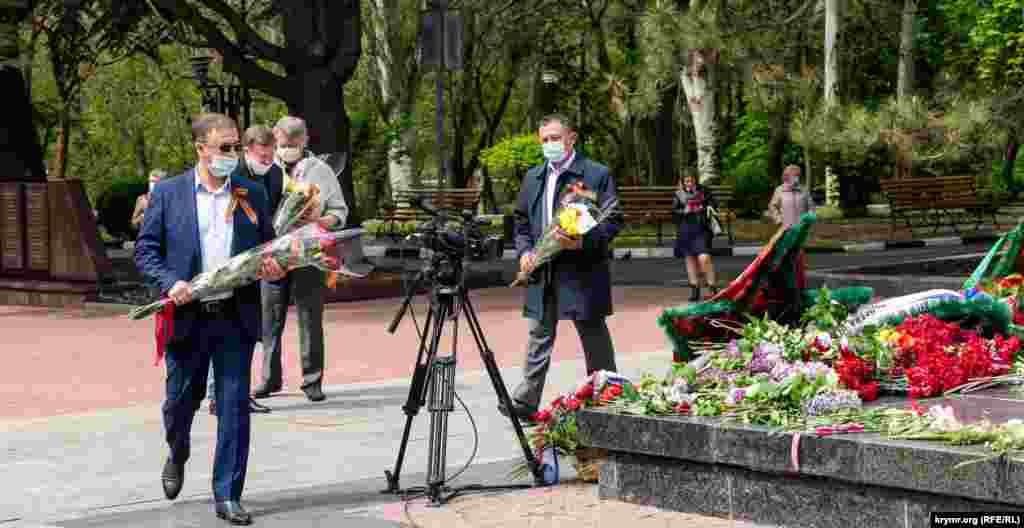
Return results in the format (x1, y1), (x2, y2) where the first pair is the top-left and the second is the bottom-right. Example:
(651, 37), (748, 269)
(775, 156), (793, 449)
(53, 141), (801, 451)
(249, 159), (273, 176)
(149, 182), (156, 192)
(542, 141), (566, 162)
(277, 146), (303, 164)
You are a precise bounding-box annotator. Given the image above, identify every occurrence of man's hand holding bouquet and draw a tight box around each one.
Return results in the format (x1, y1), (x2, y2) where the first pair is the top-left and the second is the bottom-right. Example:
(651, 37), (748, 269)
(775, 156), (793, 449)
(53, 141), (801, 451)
(511, 180), (619, 287)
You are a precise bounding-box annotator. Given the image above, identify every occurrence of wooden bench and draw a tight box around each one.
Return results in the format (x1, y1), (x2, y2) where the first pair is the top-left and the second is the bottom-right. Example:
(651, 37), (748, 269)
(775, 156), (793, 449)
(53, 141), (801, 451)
(380, 187), (482, 242)
(879, 176), (1002, 236)
(618, 185), (736, 245)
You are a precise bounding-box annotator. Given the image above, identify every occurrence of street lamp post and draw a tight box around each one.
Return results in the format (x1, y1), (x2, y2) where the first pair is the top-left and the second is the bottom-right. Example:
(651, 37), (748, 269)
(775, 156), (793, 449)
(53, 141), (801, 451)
(189, 51), (252, 130)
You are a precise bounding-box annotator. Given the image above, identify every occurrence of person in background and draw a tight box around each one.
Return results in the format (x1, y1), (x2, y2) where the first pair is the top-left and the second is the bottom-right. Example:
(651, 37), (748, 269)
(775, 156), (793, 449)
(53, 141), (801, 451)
(503, 113), (622, 422)
(253, 115), (348, 403)
(767, 164), (814, 311)
(207, 125), (280, 416)
(672, 172), (719, 302)
(768, 164), (815, 229)
(131, 169), (166, 232)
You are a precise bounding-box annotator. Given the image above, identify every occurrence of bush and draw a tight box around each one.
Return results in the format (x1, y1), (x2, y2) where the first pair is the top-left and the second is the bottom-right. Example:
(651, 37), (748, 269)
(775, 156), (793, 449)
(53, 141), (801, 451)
(96, 179), (148, 240)
(815, 205), (844, 221)
(731, 164), (775, 219)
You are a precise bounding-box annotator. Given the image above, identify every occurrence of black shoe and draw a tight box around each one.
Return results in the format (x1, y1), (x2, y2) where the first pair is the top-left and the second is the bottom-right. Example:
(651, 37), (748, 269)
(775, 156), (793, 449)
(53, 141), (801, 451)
(688, 285), (701, 302)
(498, 400), (538, 424)
(248, 397), (271, 413)
(252, 383), (282, 399)
(215, 500), (253, 526)
(161, 457), (185, 500)
(303, 386), (326, 402)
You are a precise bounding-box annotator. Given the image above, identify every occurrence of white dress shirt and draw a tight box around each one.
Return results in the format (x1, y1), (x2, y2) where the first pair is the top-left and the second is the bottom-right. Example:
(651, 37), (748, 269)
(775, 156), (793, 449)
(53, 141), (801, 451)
(544, 150), (576, 226)
(195, 170), (234, 300)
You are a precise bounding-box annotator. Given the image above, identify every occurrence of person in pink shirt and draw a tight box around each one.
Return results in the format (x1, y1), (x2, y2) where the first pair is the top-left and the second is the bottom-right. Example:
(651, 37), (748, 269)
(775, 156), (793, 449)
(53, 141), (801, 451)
(768, 165), (815, 228)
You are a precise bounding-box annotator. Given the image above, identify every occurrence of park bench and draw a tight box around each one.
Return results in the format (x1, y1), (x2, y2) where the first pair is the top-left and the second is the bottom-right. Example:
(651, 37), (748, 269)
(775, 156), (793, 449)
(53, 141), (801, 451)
(879, 175), (1002, 237)
(618, 185), (736, 246)
(380, 187), (482, 242)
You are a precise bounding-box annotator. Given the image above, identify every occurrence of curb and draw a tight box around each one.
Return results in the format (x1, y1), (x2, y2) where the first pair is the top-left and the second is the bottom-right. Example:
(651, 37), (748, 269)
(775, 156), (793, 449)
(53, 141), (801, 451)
(365, 233), (1002, 262)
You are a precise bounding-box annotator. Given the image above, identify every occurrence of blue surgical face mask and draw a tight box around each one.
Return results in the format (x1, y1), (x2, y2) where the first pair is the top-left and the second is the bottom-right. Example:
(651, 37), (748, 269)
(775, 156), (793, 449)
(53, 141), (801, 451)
(542, 141), (565, 162)
(209, 156), (238, 179)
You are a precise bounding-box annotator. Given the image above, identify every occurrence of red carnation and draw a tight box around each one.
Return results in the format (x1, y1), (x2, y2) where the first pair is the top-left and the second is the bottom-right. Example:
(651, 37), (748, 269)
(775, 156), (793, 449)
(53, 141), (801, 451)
(533, 409), (553, 423)
(566, 397), (581, 411)
(575, 383), (595, 401)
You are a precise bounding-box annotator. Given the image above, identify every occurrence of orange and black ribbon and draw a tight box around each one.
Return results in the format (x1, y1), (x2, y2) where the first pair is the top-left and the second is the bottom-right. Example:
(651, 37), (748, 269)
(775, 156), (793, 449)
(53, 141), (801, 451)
(227, 187), (259, 225)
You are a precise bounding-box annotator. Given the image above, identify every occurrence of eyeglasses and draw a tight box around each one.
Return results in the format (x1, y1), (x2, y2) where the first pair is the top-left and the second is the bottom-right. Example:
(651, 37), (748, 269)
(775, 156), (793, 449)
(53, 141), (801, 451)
(206, 143), (243, 155)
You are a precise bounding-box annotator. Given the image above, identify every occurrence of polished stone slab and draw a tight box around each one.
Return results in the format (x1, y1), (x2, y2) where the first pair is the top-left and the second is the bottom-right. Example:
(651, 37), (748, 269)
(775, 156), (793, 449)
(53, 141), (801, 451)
(579, 388), (1024, 528)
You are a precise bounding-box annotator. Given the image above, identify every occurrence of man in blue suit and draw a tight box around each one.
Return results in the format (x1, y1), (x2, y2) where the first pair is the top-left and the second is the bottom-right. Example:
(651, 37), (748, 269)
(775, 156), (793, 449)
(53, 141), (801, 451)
(135, 113), (285, 526)
(503, 113), (623, 421)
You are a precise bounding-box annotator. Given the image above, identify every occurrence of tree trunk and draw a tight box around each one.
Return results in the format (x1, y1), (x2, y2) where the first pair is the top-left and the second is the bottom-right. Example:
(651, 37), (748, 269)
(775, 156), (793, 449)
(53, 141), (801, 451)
(1002, 137), (1020, 191)
(824, 0), (841, 107)
(767, 97), (793, 187)
(369, 0), (417, 196)
(285, 69), (359, 226)
(654, 85), (677, 185)
(897, 0), (916, 103)
(680, 48), (720, 183)
(54, 108), (70, 180)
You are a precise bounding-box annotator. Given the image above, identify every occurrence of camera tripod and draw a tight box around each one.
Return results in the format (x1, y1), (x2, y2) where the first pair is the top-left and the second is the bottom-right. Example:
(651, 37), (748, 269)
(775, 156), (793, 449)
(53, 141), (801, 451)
(382, 260), (546, 505)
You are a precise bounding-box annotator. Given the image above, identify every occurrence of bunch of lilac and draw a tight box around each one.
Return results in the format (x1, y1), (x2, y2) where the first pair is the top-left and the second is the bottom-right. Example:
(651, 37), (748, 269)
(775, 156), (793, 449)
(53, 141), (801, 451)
(770, 360), (837, 385)
(750, 342), (783, 374)
(697, 367), (745, 387)
(725, 387), (748, 406)
(803, 389), (862, 416)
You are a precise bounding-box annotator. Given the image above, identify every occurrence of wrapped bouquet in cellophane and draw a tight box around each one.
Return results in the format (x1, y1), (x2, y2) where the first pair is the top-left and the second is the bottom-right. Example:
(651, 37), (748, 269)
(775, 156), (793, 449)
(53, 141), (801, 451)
(510, 181), (619, 287)
(130, 223), (365, 322)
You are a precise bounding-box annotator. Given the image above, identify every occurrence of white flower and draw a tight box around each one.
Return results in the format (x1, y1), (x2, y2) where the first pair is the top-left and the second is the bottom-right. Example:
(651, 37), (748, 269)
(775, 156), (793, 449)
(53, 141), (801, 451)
(927, 405), (962, 432)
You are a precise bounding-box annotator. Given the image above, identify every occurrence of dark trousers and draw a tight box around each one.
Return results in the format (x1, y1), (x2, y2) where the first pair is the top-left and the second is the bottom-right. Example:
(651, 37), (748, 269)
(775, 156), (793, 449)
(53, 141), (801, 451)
(260, 268), (326, 391)
(511, 285), (617, 411)
(163, 306), (255, 501)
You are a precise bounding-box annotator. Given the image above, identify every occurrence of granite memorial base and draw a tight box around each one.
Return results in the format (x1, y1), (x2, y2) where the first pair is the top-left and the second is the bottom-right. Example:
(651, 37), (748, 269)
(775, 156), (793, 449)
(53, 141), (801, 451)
(578, 388), (1024, 528)
(0, 179), (112, 307)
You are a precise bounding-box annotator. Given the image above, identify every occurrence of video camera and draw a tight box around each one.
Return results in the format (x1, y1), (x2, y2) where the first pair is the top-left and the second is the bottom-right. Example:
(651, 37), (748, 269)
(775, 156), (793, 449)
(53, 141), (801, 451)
(404, 196), (503, 265)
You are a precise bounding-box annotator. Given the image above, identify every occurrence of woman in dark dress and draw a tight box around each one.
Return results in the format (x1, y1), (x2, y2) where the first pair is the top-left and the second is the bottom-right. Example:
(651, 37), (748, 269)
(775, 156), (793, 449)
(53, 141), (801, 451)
(673, 173), (719, 301)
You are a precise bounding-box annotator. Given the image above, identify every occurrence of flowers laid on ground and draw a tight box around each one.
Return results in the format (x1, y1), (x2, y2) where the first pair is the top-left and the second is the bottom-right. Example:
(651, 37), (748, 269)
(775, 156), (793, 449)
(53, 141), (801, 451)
(129, 223), (365, 321)
(510, 180), (619, 287)
(522, 284), (1024, 481)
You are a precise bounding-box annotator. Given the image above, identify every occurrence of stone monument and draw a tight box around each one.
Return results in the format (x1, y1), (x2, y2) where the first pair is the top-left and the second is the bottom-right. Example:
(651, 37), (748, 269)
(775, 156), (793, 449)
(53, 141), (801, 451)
(0, 0), (112, 306)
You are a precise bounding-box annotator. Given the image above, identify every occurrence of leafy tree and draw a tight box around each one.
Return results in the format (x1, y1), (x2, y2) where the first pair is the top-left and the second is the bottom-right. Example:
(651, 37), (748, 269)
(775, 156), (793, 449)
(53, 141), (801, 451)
(146, 0), (365, 224)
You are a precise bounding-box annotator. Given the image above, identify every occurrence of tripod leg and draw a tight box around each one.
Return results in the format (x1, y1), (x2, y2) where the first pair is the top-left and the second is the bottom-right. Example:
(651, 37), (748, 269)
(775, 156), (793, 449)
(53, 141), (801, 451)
(460, 292), (545, 485)
(383, 301), (444, 494)
(426, 355), (456, 506)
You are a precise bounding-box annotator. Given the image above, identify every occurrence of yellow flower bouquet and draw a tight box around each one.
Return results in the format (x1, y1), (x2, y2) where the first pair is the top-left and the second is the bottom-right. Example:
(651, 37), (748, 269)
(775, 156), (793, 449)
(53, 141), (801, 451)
(510, 180), (619, 287)
(272, 173), (321, 236)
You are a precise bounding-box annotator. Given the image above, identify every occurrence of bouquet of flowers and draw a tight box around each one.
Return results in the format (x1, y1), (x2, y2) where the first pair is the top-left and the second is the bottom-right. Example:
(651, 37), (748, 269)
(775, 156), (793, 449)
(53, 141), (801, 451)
(272, 173), (321, 236)
(130, 223), (364, 321)
(511, 371), (632, 483)
(510, 181), (619, 287)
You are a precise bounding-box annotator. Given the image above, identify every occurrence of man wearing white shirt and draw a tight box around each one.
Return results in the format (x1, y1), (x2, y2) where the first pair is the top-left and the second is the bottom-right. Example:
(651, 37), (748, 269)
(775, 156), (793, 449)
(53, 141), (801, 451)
(504, 114), (623, 422)
(135, 113), (285, 525)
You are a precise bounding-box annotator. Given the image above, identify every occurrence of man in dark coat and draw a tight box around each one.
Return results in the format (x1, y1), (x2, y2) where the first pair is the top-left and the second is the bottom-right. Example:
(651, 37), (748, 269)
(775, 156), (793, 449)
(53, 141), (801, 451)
(135, 113), (284, 525)
(503, 113), (624, 420)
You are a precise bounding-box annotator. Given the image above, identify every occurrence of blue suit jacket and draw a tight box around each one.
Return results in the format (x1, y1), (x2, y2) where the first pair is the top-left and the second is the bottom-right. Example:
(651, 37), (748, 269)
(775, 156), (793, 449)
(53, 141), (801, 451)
(514, 154), (623, 321)
(134, 167), (274, 342)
